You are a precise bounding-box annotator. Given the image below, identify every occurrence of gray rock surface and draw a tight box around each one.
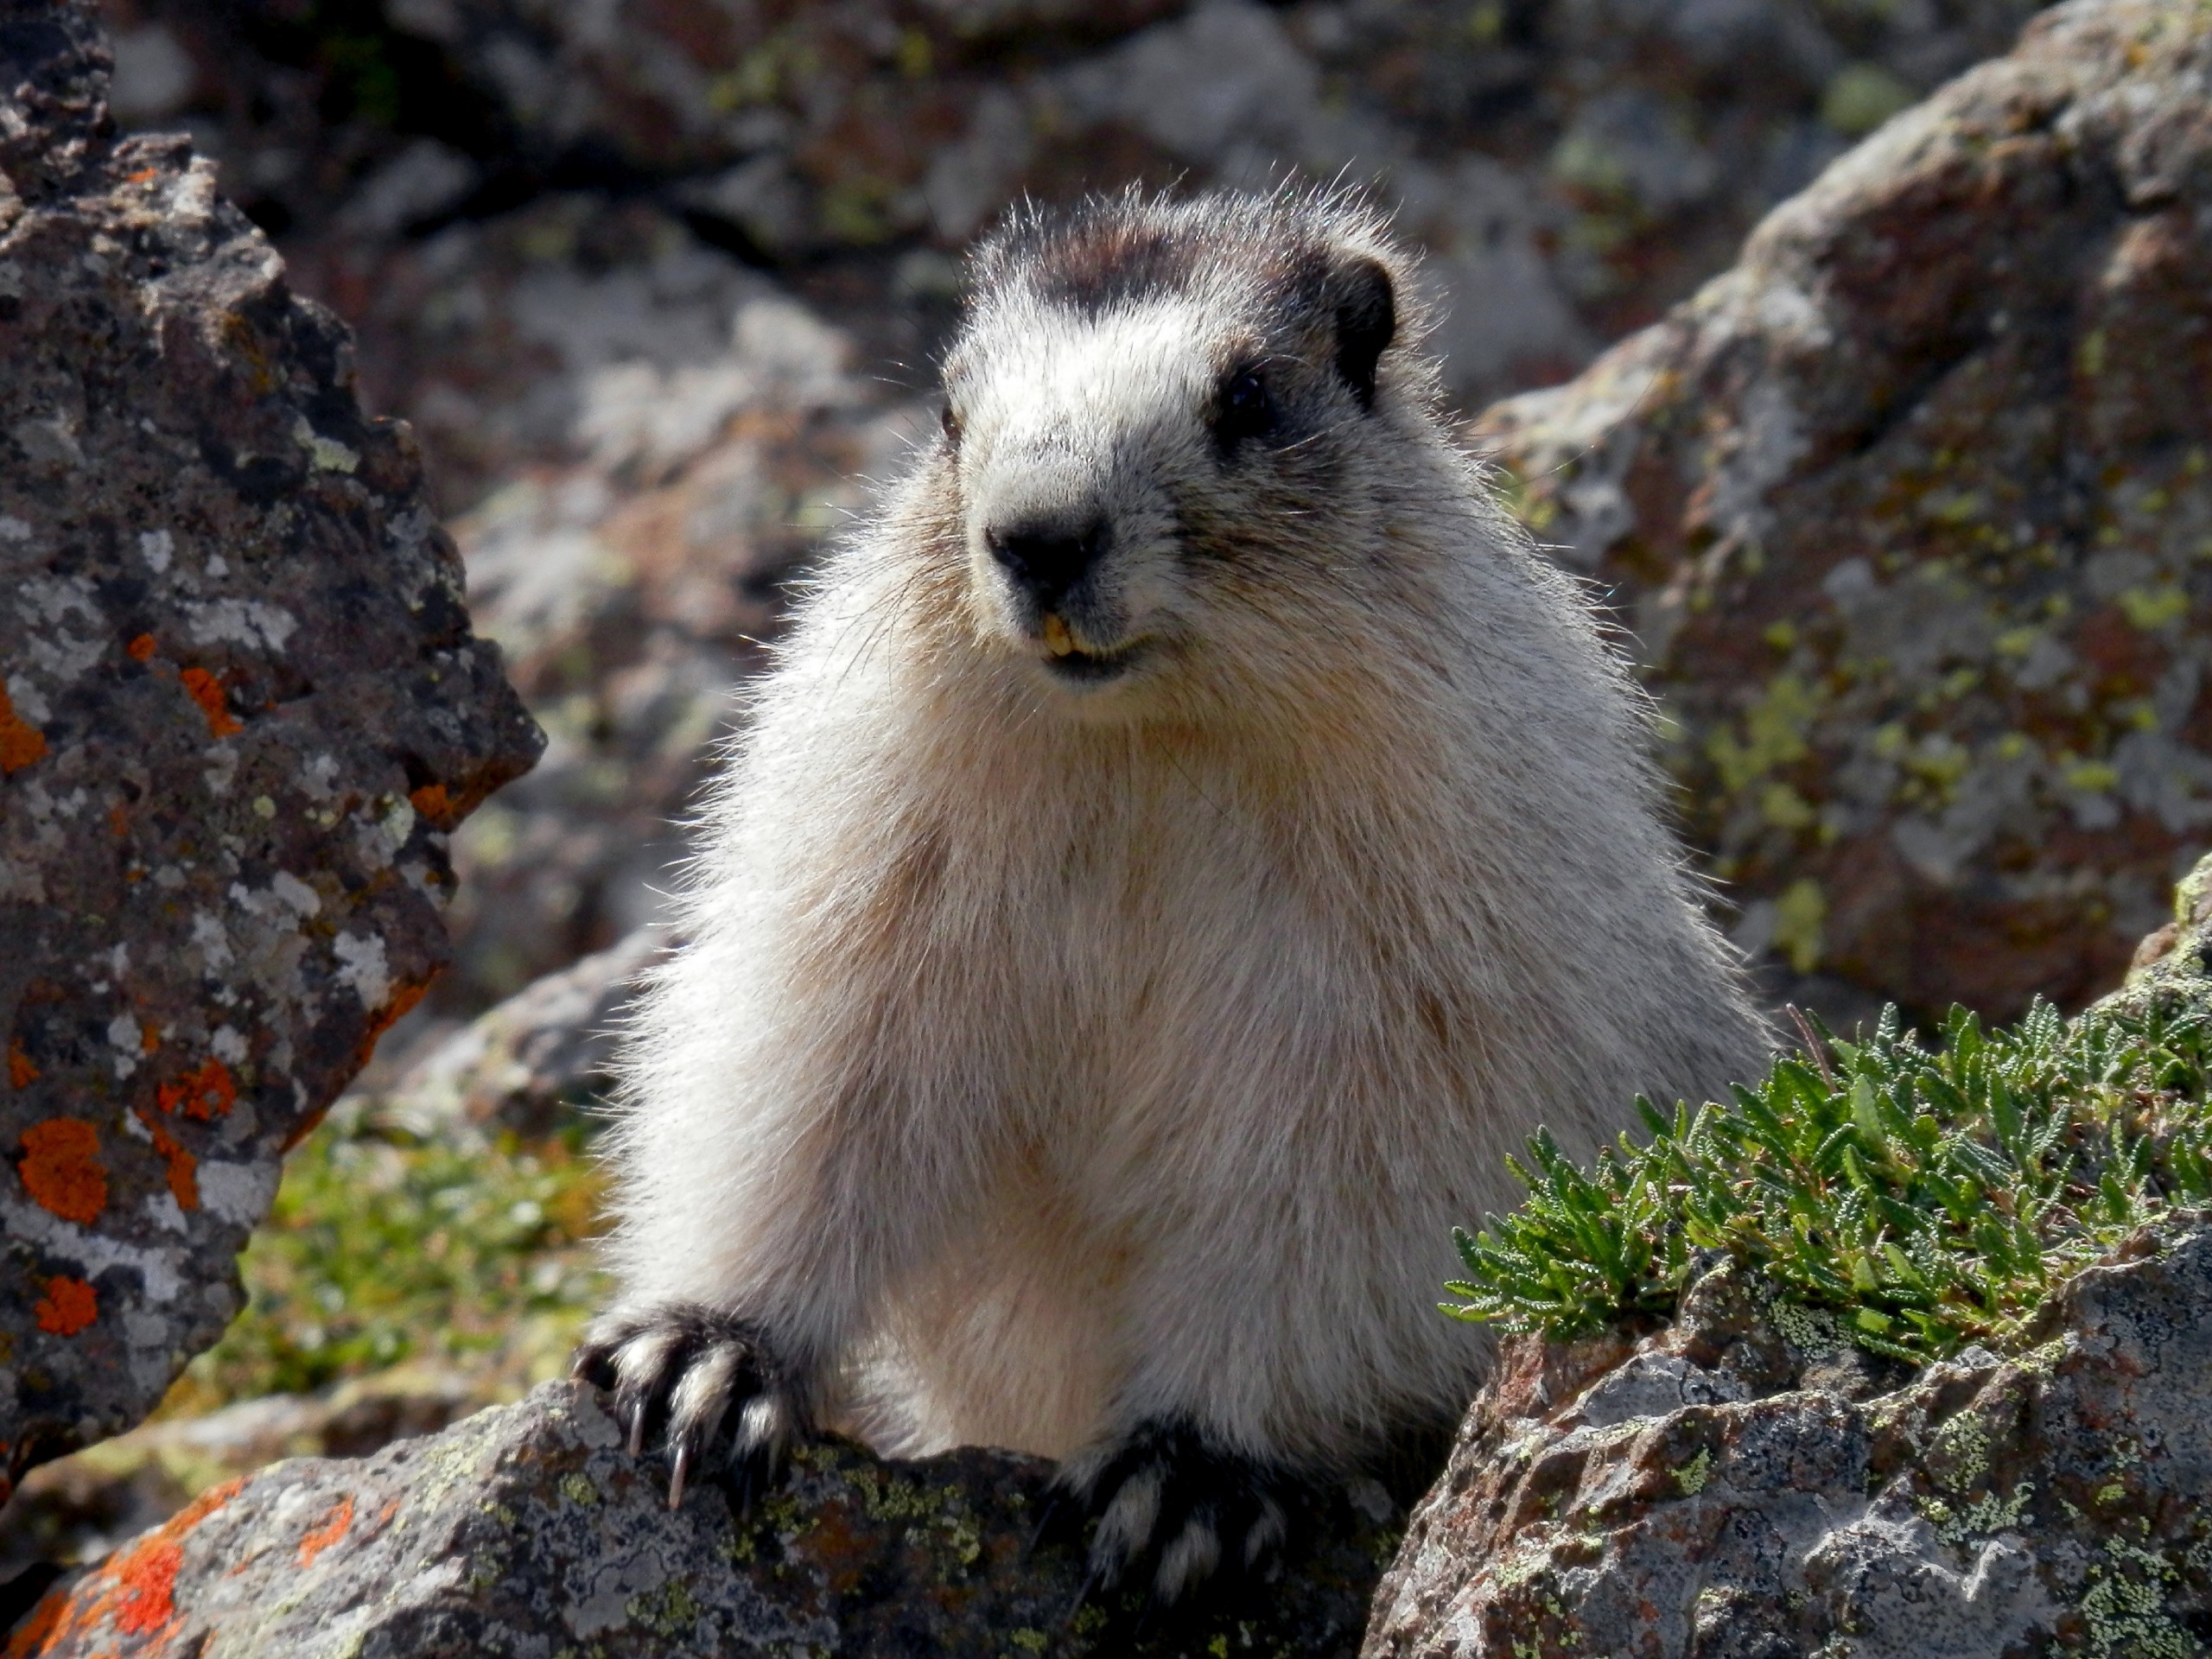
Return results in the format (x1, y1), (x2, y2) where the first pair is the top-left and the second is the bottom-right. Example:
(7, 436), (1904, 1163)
(1363, 1218), (2212, 1659)
(0, 0), (538, 1484)
(8, 1378), (1398, 1657)
(1478, 0), (2212, 1023)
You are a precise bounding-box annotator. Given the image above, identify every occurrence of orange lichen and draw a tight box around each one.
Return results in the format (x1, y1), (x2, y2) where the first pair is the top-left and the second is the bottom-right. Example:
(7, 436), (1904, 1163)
(7, 1041), (36, 1090)
(158, 1058), (235, 1122)
(178, 667), (241, 738)
(17, 1118), (106, 1224)
(34, 1276), (96, 1337)
(10, 1477), (248, 1654)
(135, 1109), (198, 1211)
(408, 782), (450, 821)
(113, 1539), (181, 1636)
(126, 633), (156, 663)
(0, 686), (46, 775)
(108, 803), (130, 837)
(140, 1024), (160, 1055)
(296, 1494), (354, 1567)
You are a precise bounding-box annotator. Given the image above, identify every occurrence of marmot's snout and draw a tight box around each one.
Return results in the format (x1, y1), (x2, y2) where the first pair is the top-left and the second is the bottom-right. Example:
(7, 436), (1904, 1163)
(984, 516), (1109, 613)
(982, 512), (1126, 677)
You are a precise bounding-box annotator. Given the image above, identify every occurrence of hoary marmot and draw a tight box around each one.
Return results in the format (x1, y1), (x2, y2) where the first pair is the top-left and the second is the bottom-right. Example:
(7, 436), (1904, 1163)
(578, 189), (1769, 1602)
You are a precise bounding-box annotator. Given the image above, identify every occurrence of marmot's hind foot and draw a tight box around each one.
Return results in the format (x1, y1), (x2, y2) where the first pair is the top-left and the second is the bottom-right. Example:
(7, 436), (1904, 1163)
(572, 1304), (804, 1510)
(1058, 1417), (1293, 1606)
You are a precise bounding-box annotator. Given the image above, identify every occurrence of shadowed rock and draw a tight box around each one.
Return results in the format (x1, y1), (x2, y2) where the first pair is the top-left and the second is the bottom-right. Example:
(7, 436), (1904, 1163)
(0, 0), (539, 1485)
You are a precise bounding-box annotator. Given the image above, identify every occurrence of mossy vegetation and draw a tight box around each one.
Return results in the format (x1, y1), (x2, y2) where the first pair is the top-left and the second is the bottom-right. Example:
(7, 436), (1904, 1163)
(1446, 996), (2212, 1361)
(162, 1109), (608, 1414)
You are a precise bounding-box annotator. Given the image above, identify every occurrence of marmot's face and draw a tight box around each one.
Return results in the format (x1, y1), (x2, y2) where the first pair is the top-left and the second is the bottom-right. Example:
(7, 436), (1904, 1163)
(937, 211), (1399, 718)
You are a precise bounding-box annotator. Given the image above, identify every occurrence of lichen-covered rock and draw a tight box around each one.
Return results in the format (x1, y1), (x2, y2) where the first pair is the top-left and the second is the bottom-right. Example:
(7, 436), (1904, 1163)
(1478, 0), (2212, 1022)
(1362, 1216), (2212, 1659)
(0, 0), (539, 1483)
(7, 1378), (1396, 1657)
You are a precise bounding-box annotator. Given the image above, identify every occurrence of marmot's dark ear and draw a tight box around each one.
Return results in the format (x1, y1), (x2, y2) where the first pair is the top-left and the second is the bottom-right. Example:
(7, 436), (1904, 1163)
(1332, 257), (1395, 411)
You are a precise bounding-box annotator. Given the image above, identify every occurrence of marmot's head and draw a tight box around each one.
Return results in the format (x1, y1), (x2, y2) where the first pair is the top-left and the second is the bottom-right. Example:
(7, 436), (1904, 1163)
(934, 190), (1437, 719)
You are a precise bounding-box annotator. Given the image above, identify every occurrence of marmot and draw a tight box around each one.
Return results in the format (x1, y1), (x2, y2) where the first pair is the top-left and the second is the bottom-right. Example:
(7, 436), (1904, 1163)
(578, 188), (1769, 1601)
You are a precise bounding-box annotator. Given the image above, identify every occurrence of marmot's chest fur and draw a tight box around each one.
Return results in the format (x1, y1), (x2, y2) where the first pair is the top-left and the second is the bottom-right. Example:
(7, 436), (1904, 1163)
(580, 189), (1770, 1607)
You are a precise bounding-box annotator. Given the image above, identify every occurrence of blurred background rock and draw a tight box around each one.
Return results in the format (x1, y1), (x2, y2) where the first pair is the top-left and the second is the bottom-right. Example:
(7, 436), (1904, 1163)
(39, 0), (2212, 1590)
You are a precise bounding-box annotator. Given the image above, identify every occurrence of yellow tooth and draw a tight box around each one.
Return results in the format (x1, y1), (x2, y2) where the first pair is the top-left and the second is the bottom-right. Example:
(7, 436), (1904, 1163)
(1042, 613), (1076, 657)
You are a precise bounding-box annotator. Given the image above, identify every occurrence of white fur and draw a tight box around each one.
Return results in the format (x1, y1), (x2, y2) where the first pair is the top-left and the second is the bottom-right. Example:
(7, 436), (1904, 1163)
(605, 197), (1768, 1473)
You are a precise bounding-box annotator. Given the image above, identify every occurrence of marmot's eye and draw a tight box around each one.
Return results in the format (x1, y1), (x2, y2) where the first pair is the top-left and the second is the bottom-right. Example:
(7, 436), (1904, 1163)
(1213, 369), (1275, 451)
(941, 402), (963, 444)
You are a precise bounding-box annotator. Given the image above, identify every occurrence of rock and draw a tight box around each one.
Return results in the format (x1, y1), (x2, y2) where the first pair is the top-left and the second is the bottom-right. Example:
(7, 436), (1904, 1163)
(1362, 1216), (2212, 1659)
(2103, 841), (2212, 1020)
(377, 0), (1189, 181)
(365, 926), (659, 1136)
(1477, 0), (2212, 1023)
(418, 255), (905, 1007)
(8, 1378), (1397, 1657)
(0, 0), (539, 1484)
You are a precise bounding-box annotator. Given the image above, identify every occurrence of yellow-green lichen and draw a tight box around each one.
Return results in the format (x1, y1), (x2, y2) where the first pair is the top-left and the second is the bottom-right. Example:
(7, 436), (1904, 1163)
(1929, 1410), (1993, 1490)
(1769, 1299), (1842, 1358)
(1920, 1479), (2031, 1545)
(1677, 1447), (1713, 1496)
(2081, 1540), (2193, 1659)
(626, 1576), (703, 1639)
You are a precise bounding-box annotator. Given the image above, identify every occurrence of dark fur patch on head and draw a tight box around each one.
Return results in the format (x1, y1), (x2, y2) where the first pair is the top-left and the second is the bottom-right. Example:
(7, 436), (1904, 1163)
(975, 191), (1381, 309)
(1013, 216), (1208, 314)
(963, 188), (1414, 412)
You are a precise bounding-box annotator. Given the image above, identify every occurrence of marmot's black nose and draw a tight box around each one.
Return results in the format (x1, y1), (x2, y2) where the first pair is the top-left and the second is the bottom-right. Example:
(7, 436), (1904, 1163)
(985, 518), (1108, 608)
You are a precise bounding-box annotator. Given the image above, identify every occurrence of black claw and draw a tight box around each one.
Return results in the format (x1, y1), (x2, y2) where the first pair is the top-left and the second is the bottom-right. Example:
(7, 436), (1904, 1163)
(1057, 1416), (1299, 1609)
(570, 1304), (804, 1513)
(1026, 1484), (1084, 1560)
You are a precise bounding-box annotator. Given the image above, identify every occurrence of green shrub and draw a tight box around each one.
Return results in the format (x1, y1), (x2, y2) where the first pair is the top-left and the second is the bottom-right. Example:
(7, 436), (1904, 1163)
(1445, 997), (2212, 1362)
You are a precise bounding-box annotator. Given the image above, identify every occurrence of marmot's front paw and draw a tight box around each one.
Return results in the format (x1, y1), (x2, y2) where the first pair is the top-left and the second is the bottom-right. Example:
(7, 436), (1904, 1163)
(572, 1304), (805, 1510)
(1057, 1417), (1293, 1605)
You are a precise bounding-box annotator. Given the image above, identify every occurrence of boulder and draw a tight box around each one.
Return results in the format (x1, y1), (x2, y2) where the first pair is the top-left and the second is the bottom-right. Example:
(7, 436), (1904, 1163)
(0, 0), (539, 1484)
(5, 1378), (1396, 1658)
(1477, 0), (2212, 1022)
(1363, 1216), (2212, 1659)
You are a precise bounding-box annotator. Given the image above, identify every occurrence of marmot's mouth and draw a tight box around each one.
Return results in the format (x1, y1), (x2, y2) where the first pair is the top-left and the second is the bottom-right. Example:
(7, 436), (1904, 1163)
(1040, 639), (1145, 683)
(1037, 613), (1145, 683)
